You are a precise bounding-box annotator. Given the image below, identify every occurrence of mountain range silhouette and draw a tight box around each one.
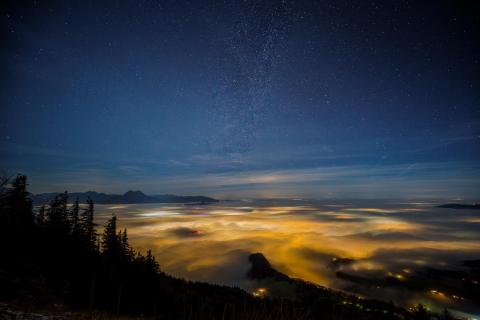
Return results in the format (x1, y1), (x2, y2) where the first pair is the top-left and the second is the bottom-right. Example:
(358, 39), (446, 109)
(30, 190), (218, 205)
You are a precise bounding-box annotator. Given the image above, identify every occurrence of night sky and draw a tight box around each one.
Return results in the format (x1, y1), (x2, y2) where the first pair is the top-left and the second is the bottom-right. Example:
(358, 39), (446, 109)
(1, 1), (479, 199)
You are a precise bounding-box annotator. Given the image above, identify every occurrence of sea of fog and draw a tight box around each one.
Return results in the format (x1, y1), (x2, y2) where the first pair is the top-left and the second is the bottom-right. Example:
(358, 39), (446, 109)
(94, 199), (480, 315)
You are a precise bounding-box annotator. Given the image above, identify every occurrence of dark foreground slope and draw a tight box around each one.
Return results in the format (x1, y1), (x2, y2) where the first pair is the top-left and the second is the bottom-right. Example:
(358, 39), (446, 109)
(246, 253), (415, 318)
(0, 176), (447, 320)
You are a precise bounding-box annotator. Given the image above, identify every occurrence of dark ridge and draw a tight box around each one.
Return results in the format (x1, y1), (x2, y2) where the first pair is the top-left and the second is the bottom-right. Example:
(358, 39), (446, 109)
(30, 191), (219, 205)
(247, 253), (290, 281)
(437, 203), (480, 209)
(464, 259), (480, 269)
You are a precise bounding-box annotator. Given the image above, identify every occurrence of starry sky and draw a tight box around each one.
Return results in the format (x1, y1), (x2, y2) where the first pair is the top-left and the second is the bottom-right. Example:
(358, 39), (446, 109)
(1, 1), (479, 199)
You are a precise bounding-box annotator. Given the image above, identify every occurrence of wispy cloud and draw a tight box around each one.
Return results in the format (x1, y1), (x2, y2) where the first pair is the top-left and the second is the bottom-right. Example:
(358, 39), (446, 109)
(24, 161), (480, 199)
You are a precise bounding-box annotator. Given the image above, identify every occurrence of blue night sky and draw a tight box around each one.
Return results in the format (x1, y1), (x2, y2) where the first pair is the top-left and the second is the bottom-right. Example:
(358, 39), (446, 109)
(1, 1), (479, 199)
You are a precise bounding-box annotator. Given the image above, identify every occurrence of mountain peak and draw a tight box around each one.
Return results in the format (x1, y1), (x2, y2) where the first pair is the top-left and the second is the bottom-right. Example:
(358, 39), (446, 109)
(124, 190), (145, 196)
(247, 253), (290, 281)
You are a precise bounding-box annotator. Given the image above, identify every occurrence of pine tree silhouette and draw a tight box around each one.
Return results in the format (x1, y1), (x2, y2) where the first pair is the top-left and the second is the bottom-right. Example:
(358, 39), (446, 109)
(2, 175), (33, 227)
(102, 215), (122, 264)
(37, 204), (46, 224)
(81, 198), (97, 249)
(47, 191), (69, 229)
(71, 196), (80, 233)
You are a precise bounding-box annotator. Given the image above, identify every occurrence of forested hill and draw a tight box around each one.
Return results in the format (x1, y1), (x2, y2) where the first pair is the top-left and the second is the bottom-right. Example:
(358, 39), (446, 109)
(30, 190), (218, 205)
(0, 175), (446, 320)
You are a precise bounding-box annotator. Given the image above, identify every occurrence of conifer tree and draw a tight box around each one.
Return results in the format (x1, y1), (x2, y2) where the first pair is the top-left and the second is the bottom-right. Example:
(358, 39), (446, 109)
(4, 175), (33, 226)
(47, 191), (69, 229)
(37, 204), (46, 224)
(120, 228), (134, 261)
(102, 215), (121, 262)
(71, 196), (80, 232)
(81, 198), (97, 248)
(145, 249), (160, 274)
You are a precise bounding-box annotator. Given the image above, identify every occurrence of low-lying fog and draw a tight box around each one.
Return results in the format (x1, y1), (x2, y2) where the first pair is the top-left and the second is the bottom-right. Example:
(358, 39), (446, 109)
(95, 199), (480, 315)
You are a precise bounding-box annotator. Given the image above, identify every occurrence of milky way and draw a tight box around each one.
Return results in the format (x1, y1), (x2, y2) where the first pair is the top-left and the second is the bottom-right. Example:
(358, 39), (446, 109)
(0, 1), (479, 198)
